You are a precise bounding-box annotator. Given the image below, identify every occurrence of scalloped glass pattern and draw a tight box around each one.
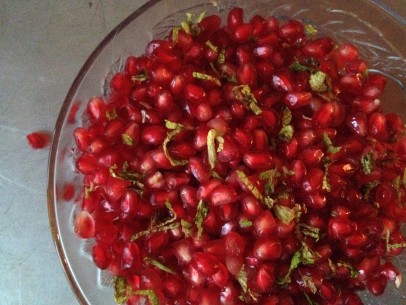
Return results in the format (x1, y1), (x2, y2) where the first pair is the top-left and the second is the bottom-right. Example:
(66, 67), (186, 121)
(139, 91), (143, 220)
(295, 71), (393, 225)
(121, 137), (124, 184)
(48, 1), (406, 305)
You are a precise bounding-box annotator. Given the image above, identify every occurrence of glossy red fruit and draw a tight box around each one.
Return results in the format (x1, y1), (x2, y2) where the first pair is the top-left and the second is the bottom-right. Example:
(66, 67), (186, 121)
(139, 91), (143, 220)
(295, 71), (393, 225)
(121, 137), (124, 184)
(27, 131), (51, 149)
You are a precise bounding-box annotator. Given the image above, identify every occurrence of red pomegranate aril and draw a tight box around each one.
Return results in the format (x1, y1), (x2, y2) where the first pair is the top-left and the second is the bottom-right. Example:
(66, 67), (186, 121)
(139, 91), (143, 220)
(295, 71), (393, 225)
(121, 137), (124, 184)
(254, 264), (275, 292)
(27, 131), (51, 149)
(74, 210), (95, 238)
(237, 63), (257, 88)
(303, 37), (334, 58)
(253, 237), (283, 260)
(243, 151), (272, 170)
(188, 157), (211, 183)
(224, 231), (246, 257)
(352, 97), (381, 113)
(76, 154), (99, 174)
(86, 97), (107, 123)
(194, 101), (213, 122)
(368, 112), (386, 139)
(284, 91), (312, 109)
(110, 73), (132, 96)
(92, 244), (112, 270)
(227, 7), (244, 29)
(338, 43), (359, 62)
(210, 184), (238, 206)
(254, 210), (276, 237)
(191, 252), (220, 276)
(301, 167), (324, 193)
(279, 20), (304, 44)
(328, 217), (355, 239)
(271, 73), (293, 92)
(141, 124), (167, 146)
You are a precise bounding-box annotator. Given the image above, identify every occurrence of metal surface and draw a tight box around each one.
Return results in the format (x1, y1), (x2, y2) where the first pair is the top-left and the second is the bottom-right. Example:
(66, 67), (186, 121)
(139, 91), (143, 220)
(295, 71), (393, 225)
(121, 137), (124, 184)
(0, 1), (404, 305)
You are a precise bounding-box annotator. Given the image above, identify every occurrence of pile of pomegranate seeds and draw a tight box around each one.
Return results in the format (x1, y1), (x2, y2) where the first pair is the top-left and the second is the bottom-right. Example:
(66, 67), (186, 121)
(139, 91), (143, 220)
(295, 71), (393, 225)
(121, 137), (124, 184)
(72, 8), (406, 305)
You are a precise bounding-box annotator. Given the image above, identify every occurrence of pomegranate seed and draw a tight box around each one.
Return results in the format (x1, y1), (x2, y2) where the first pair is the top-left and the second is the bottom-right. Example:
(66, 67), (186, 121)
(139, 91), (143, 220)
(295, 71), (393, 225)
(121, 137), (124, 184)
(253, 237), (282, 260)
(27, 131), (51, 149)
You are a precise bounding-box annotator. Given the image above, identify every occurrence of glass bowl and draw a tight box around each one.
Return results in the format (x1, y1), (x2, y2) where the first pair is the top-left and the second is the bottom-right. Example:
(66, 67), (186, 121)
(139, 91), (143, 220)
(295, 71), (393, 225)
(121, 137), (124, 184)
(47, 1), (406, 305)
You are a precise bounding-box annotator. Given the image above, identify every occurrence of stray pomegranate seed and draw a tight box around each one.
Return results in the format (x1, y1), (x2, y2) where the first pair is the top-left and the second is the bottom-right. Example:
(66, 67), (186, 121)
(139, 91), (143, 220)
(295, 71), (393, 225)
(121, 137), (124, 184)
(27, 131), (51, 149)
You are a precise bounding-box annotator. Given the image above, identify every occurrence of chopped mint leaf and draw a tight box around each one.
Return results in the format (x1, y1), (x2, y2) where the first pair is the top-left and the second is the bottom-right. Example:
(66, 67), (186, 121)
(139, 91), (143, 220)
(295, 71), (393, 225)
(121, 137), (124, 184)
(279, 124), (294, 141)
(131, 222), (180, 241)
(322, 169), (331, 192)
(236, 265), (259, 302)
(301, 243), (318, 265)
(362, 180), (380, 200)
(122, 133), (134, 146)
(134, 289), (160, 305)
(281, 107), (293, 125)
(298, 223), (320, 240)
(193, 72), (221, 86)
(259, 169), (280, 195)
(172, 27), (180, 44)
(144, 257), (176, 274)
(361, 152), (374, 175)
(181, 11), (205, 36)
(233, 85), (262, 115)
(131, 71), (148, 82)
(239, 218), (253, 228)
(309, 71), (328, 92)
(207, 129), (221, 169)
(218, 47), (226, 63)
(114, 276), (129, 304)
(263, 196), (275, 209)
(277, 250), (301, 285)
(305, 24), (318, 36)
(236, 170), (263, 200)
(274, 205), (296, 224)
(181, 219), (193, 237)
(165, 120), (184, 130)
(106, 109), (117, 121)
(337, 261), (359, 278)
(290, 61), (312, 72)
(84, 183), (95, 199)
(205, 40), (218, 53)
(163, 124), (188, 166)
(195, 200), (208, 240)
(302, 275), (318, 293)
(322, 132), (341, 154)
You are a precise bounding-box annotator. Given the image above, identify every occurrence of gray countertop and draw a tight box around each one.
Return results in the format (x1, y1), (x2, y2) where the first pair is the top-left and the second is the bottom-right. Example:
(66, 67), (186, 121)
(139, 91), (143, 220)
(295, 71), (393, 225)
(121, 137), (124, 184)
(0, 1), (404, 305)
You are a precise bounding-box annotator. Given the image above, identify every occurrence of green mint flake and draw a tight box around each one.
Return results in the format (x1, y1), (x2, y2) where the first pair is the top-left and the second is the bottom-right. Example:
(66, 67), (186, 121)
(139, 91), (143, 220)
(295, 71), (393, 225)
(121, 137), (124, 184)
(290, 61), (312, 72)
(205, 40), (218, 53)
(218, 47), (226, 63)
(236, 170), (263, 200)
(165, 120), (184, 130)
(131, 222), (180, 241)
(122, 133), (134, 146)
(302, 275), (318, 293)
(281, 107), (293, 125)
(322, 132), (341, 154)
(277, 250), (301, 285)
(181, 219), (194, 237)
(361, 152), (374, 175)
(106, 109), (117, 121)
(239, 218), (253, 228)
(236, 265), (259, 302)
(337, 261), (359, 278)
(309, 71), (328, 92)
(192, 71), (221, 86)
(305, 24), (318, 35)
(134, 289), (160, 305)
(84, 183), (95, 199)
(322, 168), (331, 192)
(207, 129), (220, 169)
(144, 257), (176, 275)
(114, 276), (129, 304)
(298, 223), (320, 240)
(162, 124), (188, 167)
(259, 169), (280, 196)
(233, 85), (262, 115)
(274, 205), (296, 224)
(172, 26), (180, 44)
(182, 11), (205, 36)
(300, 243), (318, 265)
(263, 196), (275, 209)
(131, 71), (148, 82)
(195, 200), (208, 240)
(180, 21), (191, 34)
(279, 124), (294, 141)
(362, 180), (380, 200)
